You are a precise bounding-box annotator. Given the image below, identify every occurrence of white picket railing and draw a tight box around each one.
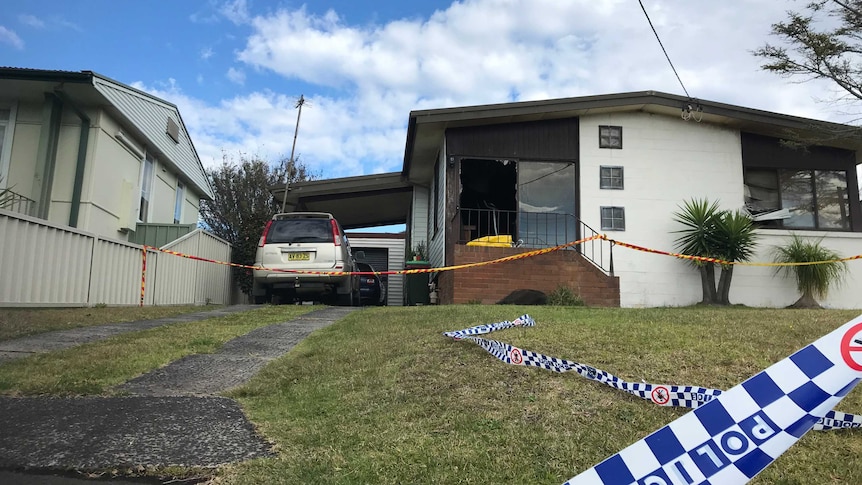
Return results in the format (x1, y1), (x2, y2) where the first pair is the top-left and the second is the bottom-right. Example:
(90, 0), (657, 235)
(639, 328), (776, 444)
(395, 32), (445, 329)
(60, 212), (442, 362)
(0, 209), (232, 307)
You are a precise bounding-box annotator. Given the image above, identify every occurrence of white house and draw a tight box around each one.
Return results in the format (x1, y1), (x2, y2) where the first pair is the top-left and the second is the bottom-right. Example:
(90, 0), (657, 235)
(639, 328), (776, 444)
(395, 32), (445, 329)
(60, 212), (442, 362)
(277, 91), (862, 309)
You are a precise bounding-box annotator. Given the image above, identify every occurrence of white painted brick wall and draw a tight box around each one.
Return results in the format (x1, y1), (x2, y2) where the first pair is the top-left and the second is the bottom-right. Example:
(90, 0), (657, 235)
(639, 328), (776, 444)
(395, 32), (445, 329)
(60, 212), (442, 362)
(579, 112), (861, 309)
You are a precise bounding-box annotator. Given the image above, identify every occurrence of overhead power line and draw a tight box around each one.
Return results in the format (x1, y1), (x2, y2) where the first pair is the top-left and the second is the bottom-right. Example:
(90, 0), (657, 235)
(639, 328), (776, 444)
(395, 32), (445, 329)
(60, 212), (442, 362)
(638, 0), (690, 99)
(638, 0), (701, 121)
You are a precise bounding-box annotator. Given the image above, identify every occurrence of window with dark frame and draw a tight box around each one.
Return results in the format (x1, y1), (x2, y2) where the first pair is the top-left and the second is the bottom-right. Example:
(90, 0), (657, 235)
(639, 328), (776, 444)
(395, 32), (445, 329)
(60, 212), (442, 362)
(599, 125), (622, 149)
(744, 168), (851, 230)
(600, 166), (624, 189)
(600, 206), (625, 231)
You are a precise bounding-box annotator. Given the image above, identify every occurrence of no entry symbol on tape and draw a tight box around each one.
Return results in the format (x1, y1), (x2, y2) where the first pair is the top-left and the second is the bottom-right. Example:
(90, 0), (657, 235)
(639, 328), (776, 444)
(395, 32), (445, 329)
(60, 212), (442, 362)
(651, 385), (670, 405)
(840, 322), (862, 372)
(509, 348), (524, 365)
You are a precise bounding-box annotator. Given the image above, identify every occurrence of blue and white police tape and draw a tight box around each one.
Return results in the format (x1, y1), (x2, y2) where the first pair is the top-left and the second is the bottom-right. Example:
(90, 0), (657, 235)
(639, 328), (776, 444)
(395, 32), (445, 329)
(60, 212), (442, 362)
(446, 314), (862, 484)
(444, 315), (862, 431)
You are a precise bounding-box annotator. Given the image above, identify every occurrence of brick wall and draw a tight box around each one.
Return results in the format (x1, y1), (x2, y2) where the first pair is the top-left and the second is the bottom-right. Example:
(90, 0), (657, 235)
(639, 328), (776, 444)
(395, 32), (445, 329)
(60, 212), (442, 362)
(440, 245), (619, 307)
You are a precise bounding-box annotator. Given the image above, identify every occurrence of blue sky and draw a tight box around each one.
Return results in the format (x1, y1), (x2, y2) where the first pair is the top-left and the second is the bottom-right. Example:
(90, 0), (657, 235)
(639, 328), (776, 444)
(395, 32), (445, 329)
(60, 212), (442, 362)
(1, 0), (858, 179)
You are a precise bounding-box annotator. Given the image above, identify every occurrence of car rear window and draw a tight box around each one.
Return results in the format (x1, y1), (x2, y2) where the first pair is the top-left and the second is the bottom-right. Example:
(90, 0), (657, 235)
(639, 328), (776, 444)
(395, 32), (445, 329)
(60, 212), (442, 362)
(267, 219), (333, 244)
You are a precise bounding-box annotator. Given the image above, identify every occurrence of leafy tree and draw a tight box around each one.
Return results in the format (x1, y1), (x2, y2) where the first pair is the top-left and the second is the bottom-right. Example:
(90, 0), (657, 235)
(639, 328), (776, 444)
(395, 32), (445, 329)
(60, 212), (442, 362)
(673, 198), (758, 305)
(773, 234), (847, 308)
(754, 1), (862, 105)
(200, 152), (314, 297)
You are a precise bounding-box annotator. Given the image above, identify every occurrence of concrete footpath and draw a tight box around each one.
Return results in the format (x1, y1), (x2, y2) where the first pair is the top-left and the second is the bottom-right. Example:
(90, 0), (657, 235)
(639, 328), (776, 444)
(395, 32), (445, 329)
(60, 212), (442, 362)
(0, 305), (360, 483)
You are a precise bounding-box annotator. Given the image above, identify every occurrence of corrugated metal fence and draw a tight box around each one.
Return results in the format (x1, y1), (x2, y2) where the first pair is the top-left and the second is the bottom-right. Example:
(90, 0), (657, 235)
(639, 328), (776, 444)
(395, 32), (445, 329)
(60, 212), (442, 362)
(0, 209), (232, 307)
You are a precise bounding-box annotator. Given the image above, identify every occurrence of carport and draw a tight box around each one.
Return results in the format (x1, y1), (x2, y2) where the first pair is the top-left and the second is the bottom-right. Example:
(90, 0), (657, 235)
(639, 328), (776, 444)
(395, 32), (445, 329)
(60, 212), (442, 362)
(271, 172), (412, 229)
(271, 172), (412, 306)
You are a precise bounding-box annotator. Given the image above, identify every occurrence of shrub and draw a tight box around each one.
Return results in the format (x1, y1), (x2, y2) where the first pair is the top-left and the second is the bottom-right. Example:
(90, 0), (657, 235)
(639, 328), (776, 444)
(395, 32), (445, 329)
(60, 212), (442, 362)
(547, 286), (585, 306)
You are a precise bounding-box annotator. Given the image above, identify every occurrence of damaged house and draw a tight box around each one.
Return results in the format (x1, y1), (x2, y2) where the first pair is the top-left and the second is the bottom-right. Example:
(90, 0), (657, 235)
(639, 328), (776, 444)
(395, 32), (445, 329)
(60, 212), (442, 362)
(278, 91), (862, 308)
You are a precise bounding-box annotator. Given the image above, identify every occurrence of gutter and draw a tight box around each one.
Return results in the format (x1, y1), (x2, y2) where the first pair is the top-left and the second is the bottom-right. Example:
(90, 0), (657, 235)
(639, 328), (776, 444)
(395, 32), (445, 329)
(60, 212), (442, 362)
(53, 91), (90, 228)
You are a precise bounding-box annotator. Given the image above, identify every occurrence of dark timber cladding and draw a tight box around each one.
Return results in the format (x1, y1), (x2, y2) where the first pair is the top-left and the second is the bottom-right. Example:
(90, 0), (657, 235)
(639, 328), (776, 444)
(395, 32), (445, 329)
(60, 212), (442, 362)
(446, 117), (579, 160)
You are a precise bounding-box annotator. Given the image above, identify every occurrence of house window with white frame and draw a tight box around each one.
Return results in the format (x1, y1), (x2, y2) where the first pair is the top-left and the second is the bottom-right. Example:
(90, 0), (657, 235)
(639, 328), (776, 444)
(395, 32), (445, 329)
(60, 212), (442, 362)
(600, 166), (624, 189)
(600, 206), (625, 231)
(599, 125), (622, 149)
(139, 152), (155, 222)
(174, 181), (185, 224)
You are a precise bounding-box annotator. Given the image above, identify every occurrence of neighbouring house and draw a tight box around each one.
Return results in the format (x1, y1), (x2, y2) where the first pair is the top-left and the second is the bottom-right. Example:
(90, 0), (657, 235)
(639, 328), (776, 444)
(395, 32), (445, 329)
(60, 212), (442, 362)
(0, 68), (230, 307)
(279, 91), (862, 309)
(0, 67), (213, 237)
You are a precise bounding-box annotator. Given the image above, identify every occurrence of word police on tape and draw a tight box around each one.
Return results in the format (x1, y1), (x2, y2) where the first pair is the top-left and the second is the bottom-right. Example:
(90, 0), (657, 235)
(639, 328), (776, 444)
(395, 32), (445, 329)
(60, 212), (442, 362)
(446, 314), (862, 484)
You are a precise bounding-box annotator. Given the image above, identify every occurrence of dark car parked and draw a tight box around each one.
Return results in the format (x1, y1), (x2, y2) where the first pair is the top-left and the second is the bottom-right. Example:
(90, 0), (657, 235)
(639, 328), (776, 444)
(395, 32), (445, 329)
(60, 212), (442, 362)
(356, 261), (386, 306)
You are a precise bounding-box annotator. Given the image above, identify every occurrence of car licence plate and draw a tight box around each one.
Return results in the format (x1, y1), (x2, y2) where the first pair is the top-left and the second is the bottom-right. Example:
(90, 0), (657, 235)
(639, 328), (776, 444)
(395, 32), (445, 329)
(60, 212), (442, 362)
(287, 252), (310, 261)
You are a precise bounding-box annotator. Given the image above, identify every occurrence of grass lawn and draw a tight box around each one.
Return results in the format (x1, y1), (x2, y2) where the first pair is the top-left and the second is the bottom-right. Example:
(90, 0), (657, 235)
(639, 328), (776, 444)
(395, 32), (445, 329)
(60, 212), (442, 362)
(0, 305), (216, 341)
(218, 306), (862, 485)
(0, 305), (315, 396)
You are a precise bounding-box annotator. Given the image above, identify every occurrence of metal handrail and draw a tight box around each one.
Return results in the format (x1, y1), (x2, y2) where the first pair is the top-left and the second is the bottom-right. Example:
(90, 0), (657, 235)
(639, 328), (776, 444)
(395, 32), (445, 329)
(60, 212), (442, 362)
(0, 189), (35, 216)
(457, 207), (613, 275)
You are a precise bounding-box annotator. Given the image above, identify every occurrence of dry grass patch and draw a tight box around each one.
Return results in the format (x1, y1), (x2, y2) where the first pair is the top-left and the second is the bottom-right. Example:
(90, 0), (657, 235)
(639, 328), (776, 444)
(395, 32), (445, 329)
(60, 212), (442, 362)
(0, 305), (214, 341)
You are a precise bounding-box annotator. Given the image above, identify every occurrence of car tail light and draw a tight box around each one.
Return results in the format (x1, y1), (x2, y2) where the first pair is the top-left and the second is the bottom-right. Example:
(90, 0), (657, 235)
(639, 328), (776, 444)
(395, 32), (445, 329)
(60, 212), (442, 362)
(258, 220), (273, 247)
(330, 219), (342, 246)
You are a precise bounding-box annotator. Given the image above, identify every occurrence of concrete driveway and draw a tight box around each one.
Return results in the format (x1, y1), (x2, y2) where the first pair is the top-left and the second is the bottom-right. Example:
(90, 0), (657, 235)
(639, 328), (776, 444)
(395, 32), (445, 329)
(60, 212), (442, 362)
(0, 305), (360, 483)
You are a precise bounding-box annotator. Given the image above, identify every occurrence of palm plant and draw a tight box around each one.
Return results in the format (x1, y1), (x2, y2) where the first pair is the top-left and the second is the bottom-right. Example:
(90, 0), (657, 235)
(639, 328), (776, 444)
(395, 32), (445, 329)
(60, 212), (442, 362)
(673, 198), (758, 305)
(673, 198), (722, 304)
(711, 210), (758, 305)
(773, 235), (847, 309)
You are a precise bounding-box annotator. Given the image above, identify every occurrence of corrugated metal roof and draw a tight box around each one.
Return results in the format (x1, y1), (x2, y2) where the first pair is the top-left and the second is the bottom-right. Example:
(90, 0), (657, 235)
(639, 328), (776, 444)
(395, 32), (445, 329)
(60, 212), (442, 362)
(91, 75), (213, 199)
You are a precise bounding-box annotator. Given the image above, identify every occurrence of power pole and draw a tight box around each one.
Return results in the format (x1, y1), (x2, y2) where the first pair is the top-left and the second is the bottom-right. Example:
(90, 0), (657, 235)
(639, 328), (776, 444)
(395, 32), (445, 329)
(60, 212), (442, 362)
(281, 95), (306, 213)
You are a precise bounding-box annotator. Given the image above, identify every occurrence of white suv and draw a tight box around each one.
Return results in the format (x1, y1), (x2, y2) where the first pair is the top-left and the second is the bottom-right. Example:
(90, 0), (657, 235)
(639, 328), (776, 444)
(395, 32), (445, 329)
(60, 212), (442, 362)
(252, 212), (359, 305)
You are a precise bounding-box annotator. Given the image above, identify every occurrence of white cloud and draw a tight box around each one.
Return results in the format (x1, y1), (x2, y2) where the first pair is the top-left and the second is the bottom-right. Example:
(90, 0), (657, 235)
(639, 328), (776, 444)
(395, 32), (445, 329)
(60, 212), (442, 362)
(138, 0), (862, 179)
(0, 26), (24, 49)
(226, 67), (246, 85)
(18, 14), (45, 29)
(201, 47), (214, 60)
(220, 0), (251, 25)
(52, 16), (82, 32)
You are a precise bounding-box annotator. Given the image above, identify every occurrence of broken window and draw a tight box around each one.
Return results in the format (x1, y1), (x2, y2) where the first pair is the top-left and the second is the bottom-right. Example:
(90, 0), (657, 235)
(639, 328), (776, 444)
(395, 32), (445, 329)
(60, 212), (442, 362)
(459, 158), (517, 242)
(744, 168), (850, 230)
(458, 158), (576, 246)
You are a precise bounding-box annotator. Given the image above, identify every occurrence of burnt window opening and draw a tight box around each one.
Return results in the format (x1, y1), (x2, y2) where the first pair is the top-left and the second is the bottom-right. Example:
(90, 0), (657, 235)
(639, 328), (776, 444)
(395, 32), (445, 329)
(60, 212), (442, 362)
(459, 158), (517, 242)
(458, 158), (578, 247)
